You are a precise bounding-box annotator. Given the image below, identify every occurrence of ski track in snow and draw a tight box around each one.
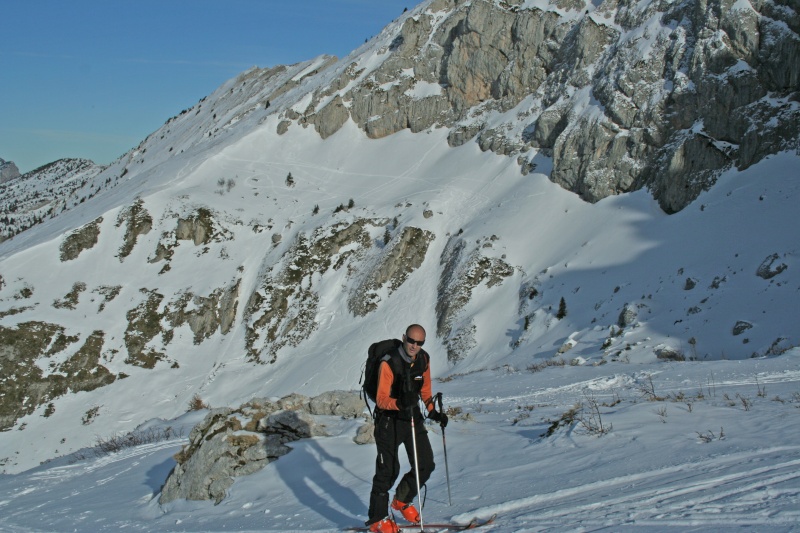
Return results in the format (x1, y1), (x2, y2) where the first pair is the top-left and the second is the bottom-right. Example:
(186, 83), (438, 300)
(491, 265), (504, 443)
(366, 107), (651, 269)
(446, 368), (800, 408)
(456, 447), (800, 530)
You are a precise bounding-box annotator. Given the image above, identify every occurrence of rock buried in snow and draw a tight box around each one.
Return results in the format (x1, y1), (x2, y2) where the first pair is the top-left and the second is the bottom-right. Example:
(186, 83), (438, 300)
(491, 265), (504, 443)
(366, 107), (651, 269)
(756, 253), (788, 280)
(732, 320), (753, 336)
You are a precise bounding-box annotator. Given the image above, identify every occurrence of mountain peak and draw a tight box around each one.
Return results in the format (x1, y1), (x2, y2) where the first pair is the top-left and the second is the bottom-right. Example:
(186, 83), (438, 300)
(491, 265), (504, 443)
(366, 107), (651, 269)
(0, 158), (20, 184)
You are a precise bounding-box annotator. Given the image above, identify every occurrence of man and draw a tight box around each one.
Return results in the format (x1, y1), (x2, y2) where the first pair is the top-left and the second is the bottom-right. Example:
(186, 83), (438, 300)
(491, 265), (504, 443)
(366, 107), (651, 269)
(366, 324), (449, 533)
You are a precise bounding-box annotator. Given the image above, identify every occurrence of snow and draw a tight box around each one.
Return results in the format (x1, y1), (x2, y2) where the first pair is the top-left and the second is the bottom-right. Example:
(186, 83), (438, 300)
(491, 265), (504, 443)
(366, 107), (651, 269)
(731, 0), (756, 12)
(293, 57), (334, 83)
(1, 354), (799, 532)
(520, 0), (589, 21)
(406, 80), (444, 99)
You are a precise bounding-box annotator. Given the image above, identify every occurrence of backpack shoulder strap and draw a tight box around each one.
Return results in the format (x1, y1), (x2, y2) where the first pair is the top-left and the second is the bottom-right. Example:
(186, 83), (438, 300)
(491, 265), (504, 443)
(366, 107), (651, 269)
(386, 349), (404, 377)
(420, 349), (430, 370)
(370, 338), (400, 358)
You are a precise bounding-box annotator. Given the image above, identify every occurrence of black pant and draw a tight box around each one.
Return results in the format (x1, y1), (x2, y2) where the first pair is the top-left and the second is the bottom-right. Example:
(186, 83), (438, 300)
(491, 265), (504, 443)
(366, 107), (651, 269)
(367, 411), (435, 524)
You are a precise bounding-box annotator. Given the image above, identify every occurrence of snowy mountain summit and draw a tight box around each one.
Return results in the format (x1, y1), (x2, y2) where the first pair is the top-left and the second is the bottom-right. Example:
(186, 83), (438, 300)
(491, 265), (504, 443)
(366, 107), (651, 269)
(0, 1), (799, 529)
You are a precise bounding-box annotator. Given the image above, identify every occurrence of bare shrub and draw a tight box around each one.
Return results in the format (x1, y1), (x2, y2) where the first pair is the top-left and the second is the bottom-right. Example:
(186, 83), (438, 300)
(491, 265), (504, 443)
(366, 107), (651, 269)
(445, 406), (463, 417)
(188, 393), (209, 411)
(723, 393), (737, 407)
(527, 358), (566, 373)
(636, 374), (665, 401)
(576, 391), (612, 436)
(706, 372), (717, 398)
(512, 404), (535, 425)
(737, 394), (752, 411)
(755, 376), (767, 398)
(697, 427), (725, 443)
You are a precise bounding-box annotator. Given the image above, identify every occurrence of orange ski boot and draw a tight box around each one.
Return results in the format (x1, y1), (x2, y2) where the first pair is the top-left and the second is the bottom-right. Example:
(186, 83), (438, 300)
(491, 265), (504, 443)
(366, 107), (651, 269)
(368, 517), (400, 533)
(391, 498), (420, 523)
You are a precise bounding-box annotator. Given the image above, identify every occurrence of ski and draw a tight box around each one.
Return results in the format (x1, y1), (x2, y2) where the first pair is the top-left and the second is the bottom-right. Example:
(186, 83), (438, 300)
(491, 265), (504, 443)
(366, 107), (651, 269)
(346, 513), (497, 531)
(415, 513), (497, 530)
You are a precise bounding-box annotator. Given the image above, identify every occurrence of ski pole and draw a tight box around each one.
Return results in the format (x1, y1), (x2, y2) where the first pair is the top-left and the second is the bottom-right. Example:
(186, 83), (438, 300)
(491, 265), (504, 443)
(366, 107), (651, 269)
(402, 365), (425, 533)
(409, 399), (425, 532)
(436, 392), (452, 506)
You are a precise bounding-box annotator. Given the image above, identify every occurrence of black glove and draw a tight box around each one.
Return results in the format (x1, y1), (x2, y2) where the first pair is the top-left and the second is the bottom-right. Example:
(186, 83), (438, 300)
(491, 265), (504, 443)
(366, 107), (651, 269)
(428, 409), (448, 428)
(397, 393), (419, 412)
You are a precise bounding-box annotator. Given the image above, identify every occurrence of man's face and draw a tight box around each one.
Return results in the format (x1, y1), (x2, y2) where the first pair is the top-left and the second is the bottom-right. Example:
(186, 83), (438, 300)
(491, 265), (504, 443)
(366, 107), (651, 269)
(403, 328), (426, 358)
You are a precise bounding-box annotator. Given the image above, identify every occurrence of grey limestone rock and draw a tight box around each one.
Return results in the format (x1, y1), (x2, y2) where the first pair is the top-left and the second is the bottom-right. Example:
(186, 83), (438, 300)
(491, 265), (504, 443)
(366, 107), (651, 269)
(159, 391), (361, 505)
(618, 303), (639, 329)
(296, 0), (799, 213)
(0, 159), (20, 183)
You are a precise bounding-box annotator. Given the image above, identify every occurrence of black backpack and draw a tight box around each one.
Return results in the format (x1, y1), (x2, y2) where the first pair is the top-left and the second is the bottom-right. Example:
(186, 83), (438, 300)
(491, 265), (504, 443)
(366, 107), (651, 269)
(361, 339), (402, 406)
(361, 339), (429, 416)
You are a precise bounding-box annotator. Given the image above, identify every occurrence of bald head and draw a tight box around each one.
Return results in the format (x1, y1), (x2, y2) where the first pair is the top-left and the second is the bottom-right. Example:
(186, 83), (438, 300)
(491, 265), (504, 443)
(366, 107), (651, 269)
(406, 324), (425, 339)
(403, 324), (426, 358)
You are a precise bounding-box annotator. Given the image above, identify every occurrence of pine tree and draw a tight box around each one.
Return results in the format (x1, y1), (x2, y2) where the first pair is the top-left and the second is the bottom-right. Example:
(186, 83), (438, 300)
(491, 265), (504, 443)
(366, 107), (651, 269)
(556, 297), (567, 319)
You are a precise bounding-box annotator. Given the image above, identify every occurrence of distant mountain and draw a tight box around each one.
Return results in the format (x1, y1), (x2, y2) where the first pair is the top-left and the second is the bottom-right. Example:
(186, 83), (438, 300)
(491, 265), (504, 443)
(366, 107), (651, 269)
(0, 0), (797, 474)
(0, 158), (20, 184)
(0, 159), (104, 242)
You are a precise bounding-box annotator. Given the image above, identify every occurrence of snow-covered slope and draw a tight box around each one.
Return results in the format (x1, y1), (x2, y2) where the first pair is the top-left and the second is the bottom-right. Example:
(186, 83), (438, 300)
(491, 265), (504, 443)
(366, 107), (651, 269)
(1, 112), (794, 471)
(0, 351), (798, 531)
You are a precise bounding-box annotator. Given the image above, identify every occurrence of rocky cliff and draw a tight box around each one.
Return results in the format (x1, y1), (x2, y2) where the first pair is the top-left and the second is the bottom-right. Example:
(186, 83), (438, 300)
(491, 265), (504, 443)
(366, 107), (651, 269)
(291, 0), (799, 213)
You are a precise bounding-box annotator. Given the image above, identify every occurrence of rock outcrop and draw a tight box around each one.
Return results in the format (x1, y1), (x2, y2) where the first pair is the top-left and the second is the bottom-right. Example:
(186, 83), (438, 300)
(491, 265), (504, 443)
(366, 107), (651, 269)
(0, 159), (20, 183)
(0, 323), (115, 431)
(60, 217), (103, 262)
(437, 234), (514, 362)
(159, 391), (364, 504)
(289, 0), (799, 213)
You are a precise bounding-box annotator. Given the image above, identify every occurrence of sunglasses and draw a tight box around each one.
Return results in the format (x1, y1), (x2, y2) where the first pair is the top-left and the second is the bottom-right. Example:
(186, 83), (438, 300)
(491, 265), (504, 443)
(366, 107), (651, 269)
(405, 335), (425, 347)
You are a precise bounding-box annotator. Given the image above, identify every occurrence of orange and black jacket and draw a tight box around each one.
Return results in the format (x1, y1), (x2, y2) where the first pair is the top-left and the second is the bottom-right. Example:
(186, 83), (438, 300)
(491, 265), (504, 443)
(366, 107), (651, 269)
(375, 343), (433, 418)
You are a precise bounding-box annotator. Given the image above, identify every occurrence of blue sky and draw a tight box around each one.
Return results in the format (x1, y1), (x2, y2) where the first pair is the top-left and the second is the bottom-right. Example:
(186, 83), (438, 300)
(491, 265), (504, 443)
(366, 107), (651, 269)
(1, 1), (419, 174)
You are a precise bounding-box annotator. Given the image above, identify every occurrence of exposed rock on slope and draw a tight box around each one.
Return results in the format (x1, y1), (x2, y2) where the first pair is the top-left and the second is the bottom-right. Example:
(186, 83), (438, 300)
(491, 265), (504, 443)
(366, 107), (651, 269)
(0, 323), (115, 431)
(291, 0), (800, 212)
(60, 217), (103, 262)
(349, 226), (436, 317)
(437, 234), (514, 362)
(244, 220), (374, 363)
(116, 199), (153, 260)
(159, 391), (363, 504)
